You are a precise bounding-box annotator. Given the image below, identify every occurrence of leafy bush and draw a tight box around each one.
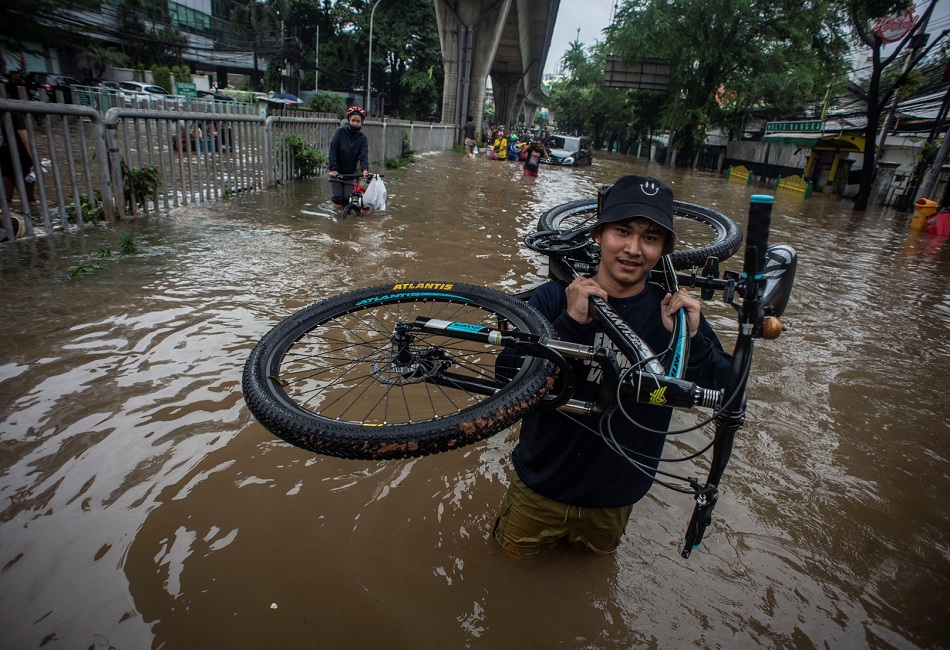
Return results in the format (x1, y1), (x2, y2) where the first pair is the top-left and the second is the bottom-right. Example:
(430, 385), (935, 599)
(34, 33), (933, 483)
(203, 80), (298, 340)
(121, 160), (161, 210)
(119, 232), (141, 254)
(67, 261), (105, 279)
(307, 92), (348, 116)
(65, 190), (106, 223)
(386, 134), (418, 169)
(401, 133), (417, 162)
(152, 64), (192, 94)
(282, 134), (328, 178)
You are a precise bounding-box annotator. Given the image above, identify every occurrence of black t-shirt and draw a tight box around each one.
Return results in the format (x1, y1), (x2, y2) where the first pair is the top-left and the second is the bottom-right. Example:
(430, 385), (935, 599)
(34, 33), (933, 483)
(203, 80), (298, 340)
(511, 280), (732, 508)
(462, 122), (476, 140)
(523, 145), (543, 173)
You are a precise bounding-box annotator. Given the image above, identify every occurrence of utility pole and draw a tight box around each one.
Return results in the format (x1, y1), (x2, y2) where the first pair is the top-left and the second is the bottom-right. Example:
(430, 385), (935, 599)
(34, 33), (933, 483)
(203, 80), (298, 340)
(664, 92), (680, 165)
(915, 84), (950, 202)
(366, 0), (382, 115)
(280, 19), (286, 94)
(315, 26), (320, 93)
(917, 133), (950, 203)
(875, 9), (932, 170)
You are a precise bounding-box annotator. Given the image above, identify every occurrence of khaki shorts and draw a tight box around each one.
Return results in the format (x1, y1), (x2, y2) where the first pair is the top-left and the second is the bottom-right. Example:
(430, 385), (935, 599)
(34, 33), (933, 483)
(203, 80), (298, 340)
(493, 473), (633, 558)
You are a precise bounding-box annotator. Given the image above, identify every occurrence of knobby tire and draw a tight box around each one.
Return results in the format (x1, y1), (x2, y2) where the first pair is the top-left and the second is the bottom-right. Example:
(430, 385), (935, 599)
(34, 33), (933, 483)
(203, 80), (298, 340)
(243, 283), (558, 460)
(537, 199), (743, 269)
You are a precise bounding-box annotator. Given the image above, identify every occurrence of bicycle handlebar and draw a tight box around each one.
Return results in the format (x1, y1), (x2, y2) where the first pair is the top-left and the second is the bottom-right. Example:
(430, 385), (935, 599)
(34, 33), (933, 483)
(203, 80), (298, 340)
(331, 173), (384, 179)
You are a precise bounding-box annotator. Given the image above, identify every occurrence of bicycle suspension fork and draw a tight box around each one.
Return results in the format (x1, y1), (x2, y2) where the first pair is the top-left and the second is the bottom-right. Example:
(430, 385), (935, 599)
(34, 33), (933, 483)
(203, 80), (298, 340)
(682, 195), (773, 558)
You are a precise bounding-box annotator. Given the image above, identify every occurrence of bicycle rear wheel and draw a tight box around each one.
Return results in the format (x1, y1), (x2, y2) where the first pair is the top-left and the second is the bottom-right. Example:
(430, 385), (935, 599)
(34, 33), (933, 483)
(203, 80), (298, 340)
(537, 198), (743, 269)
(243, 282), (557, 460)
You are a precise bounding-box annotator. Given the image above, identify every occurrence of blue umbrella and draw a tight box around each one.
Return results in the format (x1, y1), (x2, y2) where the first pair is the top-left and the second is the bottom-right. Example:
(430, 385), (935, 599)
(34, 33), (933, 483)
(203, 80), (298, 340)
(272, 93), (303, 104)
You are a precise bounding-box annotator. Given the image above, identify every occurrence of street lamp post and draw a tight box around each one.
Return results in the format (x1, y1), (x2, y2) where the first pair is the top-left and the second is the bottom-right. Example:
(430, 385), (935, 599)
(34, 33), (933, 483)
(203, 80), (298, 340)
(366, 0), (382, 116)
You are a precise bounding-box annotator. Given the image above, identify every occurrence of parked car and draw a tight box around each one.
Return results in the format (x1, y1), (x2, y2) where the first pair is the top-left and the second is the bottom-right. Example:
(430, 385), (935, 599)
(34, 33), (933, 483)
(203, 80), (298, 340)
(118, 81), (169, 96)
(116, 81), (174, 107)
(541, 135), (593, 166)
(26, 72), (82, 102)
(88, 79), (122, 90)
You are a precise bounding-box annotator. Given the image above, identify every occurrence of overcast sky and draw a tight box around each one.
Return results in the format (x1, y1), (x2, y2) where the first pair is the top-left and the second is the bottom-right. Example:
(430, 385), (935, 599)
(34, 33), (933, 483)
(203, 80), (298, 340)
(542, 0), (950, 77)
(544, 0), (614, 76)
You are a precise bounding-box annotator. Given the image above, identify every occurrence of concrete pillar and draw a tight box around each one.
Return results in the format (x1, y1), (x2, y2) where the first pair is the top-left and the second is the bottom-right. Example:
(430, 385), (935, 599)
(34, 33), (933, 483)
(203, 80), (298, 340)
(490, 71), (523, 130)
(522, 101), (539, 127)
(435, 0), (513, 143)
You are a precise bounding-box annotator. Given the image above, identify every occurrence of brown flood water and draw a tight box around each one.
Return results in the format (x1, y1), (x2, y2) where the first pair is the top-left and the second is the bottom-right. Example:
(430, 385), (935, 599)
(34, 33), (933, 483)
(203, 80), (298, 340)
(1, 150), (948, 649)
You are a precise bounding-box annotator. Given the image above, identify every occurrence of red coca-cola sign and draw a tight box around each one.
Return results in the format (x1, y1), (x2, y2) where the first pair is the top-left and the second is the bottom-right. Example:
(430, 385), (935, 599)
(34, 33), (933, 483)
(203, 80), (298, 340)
(873, 11), (917, 43)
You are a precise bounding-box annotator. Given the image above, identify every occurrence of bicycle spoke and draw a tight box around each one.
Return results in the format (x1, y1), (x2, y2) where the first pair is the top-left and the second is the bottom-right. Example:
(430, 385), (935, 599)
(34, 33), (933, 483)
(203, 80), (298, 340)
(271, 297), (528, 426)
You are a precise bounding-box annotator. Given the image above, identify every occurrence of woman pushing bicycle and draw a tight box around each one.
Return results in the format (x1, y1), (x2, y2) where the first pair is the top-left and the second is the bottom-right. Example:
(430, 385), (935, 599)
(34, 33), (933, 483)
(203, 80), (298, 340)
(493, 175), (733, 559)
(328, 106), (371, 208)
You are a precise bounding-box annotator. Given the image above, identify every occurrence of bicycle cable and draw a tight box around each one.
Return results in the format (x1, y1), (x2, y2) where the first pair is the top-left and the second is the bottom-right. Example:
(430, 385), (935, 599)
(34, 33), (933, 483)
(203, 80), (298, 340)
(598, 412), (700, 495)
(610, 350), (753, 437)
(550, 405), (711, 495)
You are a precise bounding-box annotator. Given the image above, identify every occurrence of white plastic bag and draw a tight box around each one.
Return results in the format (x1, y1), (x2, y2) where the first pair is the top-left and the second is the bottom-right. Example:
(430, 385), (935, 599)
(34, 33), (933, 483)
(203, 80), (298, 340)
(473, 145), (479, 155)
(362, 177), (387, 211)
(362, 178), (380, 209)
(373, 177), (387, 211)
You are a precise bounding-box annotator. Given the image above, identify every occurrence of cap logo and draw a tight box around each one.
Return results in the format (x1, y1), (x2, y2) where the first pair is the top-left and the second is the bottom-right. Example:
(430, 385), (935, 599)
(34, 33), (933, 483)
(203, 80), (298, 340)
(640, 181), (660, 196)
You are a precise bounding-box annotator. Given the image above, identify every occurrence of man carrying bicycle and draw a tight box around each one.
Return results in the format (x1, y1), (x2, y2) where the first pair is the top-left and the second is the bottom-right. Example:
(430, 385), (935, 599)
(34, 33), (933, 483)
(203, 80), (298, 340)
(493, 174), (733, 558)
(328, 106), (370, 208)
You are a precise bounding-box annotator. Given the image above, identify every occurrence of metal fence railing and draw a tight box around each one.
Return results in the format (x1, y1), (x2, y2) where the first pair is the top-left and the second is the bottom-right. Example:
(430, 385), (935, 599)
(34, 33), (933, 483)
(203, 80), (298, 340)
(1, 91), (455, 241)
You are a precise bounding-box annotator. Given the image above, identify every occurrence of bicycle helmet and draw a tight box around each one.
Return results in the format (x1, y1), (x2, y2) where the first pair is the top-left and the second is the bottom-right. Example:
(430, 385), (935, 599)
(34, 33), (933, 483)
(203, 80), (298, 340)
(346, 106), (366, 119)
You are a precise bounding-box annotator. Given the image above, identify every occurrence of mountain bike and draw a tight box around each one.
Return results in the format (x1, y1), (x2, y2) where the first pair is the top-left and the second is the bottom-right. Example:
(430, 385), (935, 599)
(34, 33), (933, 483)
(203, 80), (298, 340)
(242, 193), (797, 557)
(335, 173), (384, 220)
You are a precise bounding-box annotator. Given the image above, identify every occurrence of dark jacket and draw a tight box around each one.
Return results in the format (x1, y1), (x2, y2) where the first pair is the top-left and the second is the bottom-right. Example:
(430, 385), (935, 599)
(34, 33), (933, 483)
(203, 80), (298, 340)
(328, 125), (369, 175)
(511, 280), (732, 508)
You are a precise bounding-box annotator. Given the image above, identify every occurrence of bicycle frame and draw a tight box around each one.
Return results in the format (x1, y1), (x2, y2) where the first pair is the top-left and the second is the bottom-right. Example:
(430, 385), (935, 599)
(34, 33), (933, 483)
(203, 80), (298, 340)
(335, 173), (383, 218)
(404, 195), (795, 558)
(244, 187), (796, 557)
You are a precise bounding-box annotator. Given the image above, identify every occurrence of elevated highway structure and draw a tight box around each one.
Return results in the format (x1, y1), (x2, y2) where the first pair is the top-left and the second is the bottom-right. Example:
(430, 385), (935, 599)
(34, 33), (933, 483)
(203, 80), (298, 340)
(435, 0), (560, 140)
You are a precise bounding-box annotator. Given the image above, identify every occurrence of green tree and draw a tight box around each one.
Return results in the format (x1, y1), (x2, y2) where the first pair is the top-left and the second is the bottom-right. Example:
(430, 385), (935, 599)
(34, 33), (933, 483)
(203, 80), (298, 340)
(373, 0), (443, 119)
(115, 0), (186, 68)
(229, 0), (282, 91)
(222, 0), (441, 116)
(84, 44), (130, 78)
(546, 42), (637, 151)
(0, 0), (100, 63)
(310, 0), (441, 119)
(848, 0), (949, 210)
(607, 0), (852, 165)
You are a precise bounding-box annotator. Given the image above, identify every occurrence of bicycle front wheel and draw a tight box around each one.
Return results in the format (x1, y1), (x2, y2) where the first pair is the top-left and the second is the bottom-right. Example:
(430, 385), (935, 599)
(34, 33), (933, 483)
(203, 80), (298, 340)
(537, 198), (743, 269)
(243, 282), (558, 460)
(341, 203), (360, 220)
